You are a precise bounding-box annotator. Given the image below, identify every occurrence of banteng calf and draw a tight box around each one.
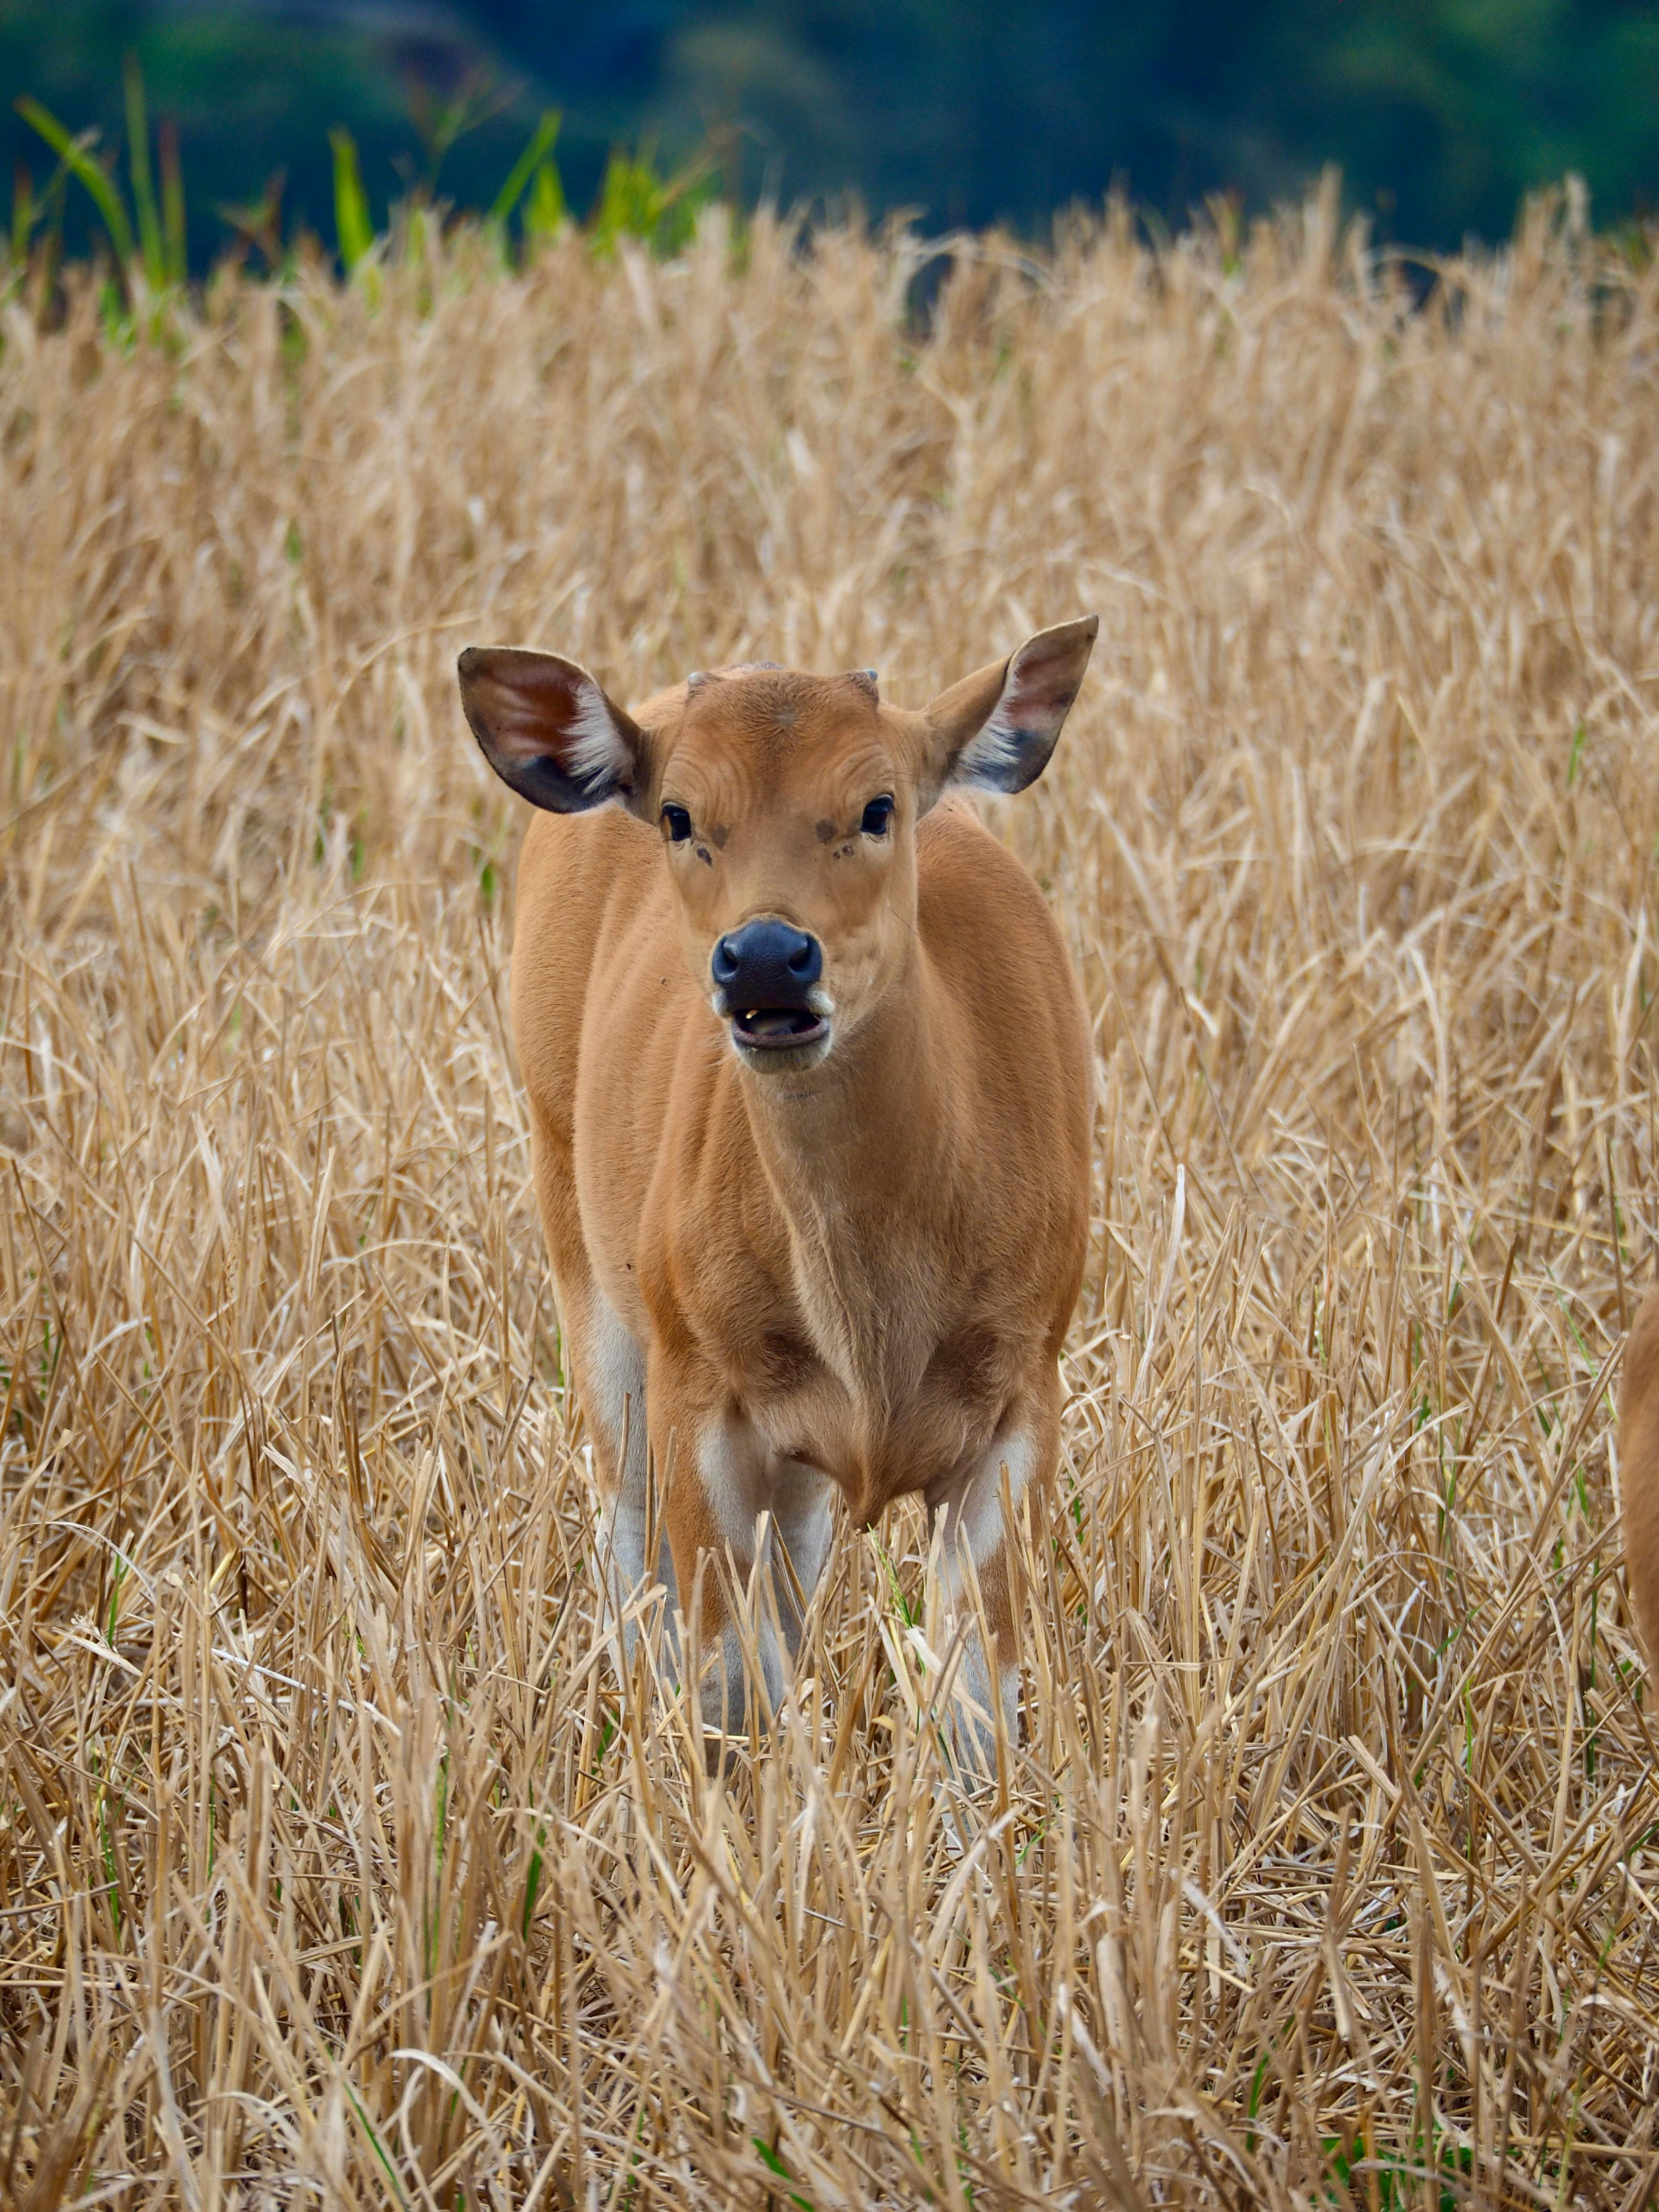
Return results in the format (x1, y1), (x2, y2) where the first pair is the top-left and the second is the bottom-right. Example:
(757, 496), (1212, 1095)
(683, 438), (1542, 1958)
(459, 621), (1098, 1769)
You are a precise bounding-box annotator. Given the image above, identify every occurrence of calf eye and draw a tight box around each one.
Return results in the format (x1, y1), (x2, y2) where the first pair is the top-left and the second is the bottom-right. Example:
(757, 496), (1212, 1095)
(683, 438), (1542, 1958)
(861, 795), (894, 837)
(661, 804), (692, 843)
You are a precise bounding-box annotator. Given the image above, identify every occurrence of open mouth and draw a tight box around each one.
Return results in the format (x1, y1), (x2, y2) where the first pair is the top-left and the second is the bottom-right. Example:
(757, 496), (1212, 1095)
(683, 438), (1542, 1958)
(732, 1007), (830, 1050)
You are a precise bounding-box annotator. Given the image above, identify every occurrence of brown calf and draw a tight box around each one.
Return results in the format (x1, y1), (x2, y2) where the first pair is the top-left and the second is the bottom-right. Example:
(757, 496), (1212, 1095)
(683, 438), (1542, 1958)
(458, 620), (1098, 1766)
(1617, 1285), (1659, 1668)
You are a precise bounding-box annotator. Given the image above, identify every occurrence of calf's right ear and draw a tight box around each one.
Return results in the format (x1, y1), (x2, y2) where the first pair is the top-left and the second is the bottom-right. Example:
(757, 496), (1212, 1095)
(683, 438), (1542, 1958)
(458, 647), (649, 814)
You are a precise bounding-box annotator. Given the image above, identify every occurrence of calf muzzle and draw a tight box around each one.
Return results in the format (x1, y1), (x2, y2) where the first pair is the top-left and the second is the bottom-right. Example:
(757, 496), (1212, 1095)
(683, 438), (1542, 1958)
(711, 920), (830, 1056)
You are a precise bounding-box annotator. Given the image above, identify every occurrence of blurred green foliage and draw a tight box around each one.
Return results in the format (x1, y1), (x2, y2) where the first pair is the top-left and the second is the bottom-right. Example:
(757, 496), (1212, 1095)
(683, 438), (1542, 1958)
(3, 0), (1658, 270)
(9, 49), (724, 308)
(3, 0), (546, 270)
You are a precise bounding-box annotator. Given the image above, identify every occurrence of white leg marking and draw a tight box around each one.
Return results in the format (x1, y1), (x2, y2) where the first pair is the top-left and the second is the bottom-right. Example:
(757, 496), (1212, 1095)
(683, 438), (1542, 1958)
(933, 1431), (1031, 1603)
(704, 1612), (784, 1736)
(598, 1489), (649, 1601)
(697, 1412), (770, 1548)
(580, 1286), (648, 1484)
(580, 1289), (678, 1665)
(697, 1416), (788, 1726)
(929, 1431), (1032, 1781)
(771, 1461), (837, 1647)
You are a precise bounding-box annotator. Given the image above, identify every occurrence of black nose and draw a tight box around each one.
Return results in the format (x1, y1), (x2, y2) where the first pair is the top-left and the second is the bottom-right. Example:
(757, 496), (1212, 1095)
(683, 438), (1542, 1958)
(712, 919), (822, 1005)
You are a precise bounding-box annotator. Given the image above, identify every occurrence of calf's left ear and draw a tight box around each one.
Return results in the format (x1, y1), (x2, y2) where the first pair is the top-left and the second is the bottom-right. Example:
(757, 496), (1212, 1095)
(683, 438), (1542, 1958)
(922, 616), (1098, 799)
(458, 646), (649, 814)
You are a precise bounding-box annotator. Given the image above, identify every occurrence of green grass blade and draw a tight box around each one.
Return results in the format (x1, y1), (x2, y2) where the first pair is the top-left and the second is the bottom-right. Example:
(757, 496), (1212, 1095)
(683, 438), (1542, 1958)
(751, 2136), (814, 2210)
(159, 120), (185, 288)
(10, 158), (32, 268)
(329, 126), (373, 274)
(122, 53), (165, 289)
(489, 108), (560, 228)
(342, 2084), (409, 2211)
(524, 157), (565, 244)
(590, 149), (662, 257)
(14, 96), (136, 269)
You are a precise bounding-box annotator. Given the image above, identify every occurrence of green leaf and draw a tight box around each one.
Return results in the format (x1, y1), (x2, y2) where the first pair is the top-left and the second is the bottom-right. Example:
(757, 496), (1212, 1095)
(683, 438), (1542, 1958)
(589, 139), (719, 259)
(11, 161), (33, 269)
(15, 96), (136, 270)
(525, 158), (566, 245)
(122, 53), (165, 291)
(591, 148), (663, 257)
(159, 120), (186, 289)
(751, 2137), (814, 2211)
(522, 1821), (546, 1936)
(490, 108), (561, 229)
(1567, 719), (1587, 789)
(343, 2084), (410, 2211)
(329, 126), (373, 275)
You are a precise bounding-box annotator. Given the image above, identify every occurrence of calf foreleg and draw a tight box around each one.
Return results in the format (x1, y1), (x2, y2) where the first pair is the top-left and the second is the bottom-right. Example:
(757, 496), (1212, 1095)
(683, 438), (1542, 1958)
(770, 1461), (838, 1653)
(653, 1358), (793, 1738)
(566, 1285), (677, 1674)
(926, 1402), (1052, 1786)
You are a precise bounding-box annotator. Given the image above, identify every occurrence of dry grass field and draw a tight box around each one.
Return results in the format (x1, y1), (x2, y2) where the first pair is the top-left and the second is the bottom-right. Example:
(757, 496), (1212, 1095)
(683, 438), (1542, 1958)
(5, 185), (1659, 2208)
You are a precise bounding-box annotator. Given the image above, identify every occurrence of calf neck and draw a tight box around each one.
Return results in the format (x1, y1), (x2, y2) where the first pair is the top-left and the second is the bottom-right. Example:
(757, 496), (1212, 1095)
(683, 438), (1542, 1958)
(459, 621), (1098, 1768)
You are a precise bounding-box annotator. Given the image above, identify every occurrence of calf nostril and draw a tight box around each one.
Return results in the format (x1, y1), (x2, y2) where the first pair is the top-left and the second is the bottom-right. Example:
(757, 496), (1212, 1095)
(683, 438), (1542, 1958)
(712, 937), (740, 986)
(788, 937), (816, 975)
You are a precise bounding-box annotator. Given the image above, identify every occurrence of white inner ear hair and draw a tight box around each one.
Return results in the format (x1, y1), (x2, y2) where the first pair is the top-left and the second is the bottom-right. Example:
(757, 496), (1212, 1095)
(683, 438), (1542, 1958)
(953, 654), (1051, 791)
(565, 679), (632, 793)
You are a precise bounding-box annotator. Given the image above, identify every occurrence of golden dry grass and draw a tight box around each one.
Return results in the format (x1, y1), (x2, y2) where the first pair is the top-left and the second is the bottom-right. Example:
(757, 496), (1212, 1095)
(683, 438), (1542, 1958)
(4, 186), (1659, 2208)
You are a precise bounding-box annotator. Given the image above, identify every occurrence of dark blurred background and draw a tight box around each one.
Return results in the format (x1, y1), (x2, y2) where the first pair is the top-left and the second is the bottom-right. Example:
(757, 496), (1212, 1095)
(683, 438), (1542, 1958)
(6, 0), (1659, 268)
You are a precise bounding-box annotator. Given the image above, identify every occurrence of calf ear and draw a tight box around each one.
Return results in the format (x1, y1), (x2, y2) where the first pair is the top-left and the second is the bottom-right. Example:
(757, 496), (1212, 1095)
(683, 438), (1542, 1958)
(922, 617), (1098, 799)
(457, 647), (649, 814)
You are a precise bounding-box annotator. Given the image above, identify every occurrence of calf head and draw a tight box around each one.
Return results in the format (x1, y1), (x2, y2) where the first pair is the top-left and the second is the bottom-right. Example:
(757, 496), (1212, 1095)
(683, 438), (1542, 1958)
(458, 617), (1097, 1075)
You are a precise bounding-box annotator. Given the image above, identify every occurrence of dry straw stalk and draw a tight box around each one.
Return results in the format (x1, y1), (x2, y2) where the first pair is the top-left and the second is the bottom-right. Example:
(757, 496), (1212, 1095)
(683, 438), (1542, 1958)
(3, 185), (1659, 2206)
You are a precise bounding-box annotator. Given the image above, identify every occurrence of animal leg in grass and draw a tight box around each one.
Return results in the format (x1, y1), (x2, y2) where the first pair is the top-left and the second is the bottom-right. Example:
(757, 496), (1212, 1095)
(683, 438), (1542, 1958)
(522, 1107), (678, 1668)
(770, 1460), (838, 1655)
(653, 1365), (785, 1734)
(571, 1284), (676, 1666)
(926, 1423), (1040, 1784)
